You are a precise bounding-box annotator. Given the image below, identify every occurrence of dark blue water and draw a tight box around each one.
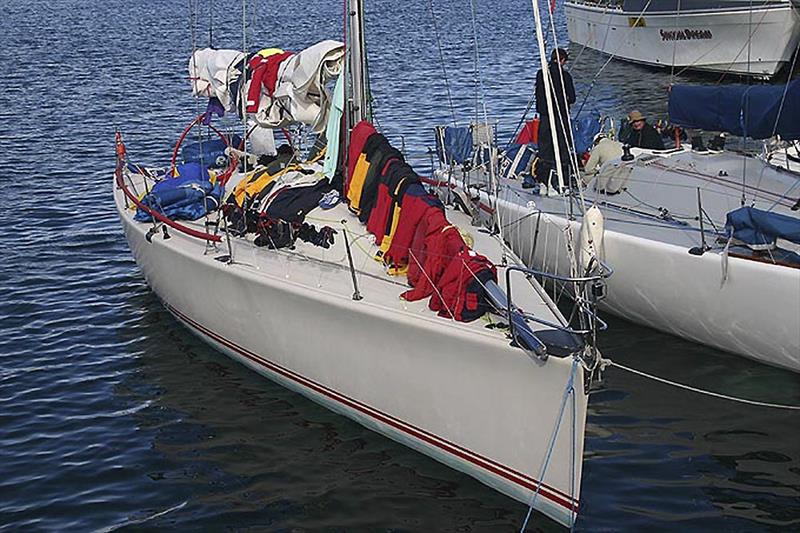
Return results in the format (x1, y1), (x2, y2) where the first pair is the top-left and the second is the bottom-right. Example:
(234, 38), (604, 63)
(1, 0), (799, 530)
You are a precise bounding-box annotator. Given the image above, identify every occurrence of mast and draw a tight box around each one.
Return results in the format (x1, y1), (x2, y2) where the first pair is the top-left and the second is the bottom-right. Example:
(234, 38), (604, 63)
(347, 0), (369, 125)
(340, 0), (370, 188)
(530, 0), (566, 192)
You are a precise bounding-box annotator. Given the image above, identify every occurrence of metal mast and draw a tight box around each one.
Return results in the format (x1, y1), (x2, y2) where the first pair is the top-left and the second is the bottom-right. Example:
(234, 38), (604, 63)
(347, 0), (369, 126)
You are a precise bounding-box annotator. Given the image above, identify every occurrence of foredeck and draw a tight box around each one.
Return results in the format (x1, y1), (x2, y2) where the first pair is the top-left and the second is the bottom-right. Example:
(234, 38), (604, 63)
(116, 168), (585, 357)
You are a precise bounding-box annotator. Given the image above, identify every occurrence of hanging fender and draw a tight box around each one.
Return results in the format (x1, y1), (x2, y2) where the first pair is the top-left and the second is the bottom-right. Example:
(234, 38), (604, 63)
(578, 205), (605, 275)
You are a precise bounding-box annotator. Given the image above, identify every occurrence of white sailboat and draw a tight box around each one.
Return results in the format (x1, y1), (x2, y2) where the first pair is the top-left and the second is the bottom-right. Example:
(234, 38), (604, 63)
(565, 0), (800, 78)
(432, 42), (800, 370)
(113, 0), (613, 528)
(439, 144), (800, 372)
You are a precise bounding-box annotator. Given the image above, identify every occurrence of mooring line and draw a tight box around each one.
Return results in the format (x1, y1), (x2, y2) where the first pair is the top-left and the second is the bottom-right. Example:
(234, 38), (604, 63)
(603, 359), (800, 411)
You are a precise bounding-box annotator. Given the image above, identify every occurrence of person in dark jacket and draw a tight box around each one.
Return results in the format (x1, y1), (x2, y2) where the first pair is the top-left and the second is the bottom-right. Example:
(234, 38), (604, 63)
(528, 48), (576, 189)
(620, 110), (665, 150)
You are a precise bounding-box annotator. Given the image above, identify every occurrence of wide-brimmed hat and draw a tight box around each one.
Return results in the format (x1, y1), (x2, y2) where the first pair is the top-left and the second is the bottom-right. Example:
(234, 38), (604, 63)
(628, 110), (645, 122)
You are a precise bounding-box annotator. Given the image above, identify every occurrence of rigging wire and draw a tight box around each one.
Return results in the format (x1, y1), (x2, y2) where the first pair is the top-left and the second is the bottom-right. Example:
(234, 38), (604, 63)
(427, 0), (458, 127)
(502, 0), (572, 146)
(467, 0), (489, 125)
(467, 0), (507, 251)
(737, 0), (756, 206)
(669, 0), (681, 87)
(543, 0), (587, 206)
(519, 358), (579, 532)
(690, 7), (771, 82)
(189, 0), (206, 170)
(572, 0), (655, 120)
(769, 45), (800, 139)
(241, 0), (249, 177)
(251, 0), (258, 43)
(568, 0), (615, 70)
(208, 0), (214, 46)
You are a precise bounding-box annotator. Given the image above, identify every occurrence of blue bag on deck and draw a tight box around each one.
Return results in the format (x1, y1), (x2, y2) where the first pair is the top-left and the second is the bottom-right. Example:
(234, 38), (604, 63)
(725, 206), (800, 249)
(134, 163), (223, 222)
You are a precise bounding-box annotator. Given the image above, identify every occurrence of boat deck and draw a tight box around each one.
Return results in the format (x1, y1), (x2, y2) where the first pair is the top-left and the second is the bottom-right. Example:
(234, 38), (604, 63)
(117, 167), (584, 358)
(484, 146), (800, 259)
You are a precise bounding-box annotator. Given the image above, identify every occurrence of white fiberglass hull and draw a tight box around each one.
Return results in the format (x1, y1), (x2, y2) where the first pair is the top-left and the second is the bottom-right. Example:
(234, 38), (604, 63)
(114, 174), (588, 527)
(492, 193), (800, 371)
(566, 1), (800, 77)
(456, 146), (800, 371)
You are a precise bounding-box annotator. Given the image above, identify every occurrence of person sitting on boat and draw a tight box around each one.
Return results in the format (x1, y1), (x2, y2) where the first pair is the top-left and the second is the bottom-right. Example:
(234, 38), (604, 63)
(582, 134), (630, 194)
(526, 48), (576, 189)
(584, 135), (623, 175)
(620, 110), (664, 150)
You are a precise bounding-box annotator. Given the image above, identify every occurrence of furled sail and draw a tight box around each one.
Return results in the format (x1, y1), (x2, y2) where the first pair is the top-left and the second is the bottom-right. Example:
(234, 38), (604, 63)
(189, 40), (345, 133)
(668, 80), (800, 140)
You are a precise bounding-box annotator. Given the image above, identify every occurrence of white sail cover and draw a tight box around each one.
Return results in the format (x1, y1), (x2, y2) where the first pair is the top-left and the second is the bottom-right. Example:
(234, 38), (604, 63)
(189, 49), (247, 111)
(188, 40), (345, 133)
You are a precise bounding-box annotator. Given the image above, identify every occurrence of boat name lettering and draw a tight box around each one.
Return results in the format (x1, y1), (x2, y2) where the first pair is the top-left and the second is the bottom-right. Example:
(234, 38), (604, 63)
(660, 28), (712, 41)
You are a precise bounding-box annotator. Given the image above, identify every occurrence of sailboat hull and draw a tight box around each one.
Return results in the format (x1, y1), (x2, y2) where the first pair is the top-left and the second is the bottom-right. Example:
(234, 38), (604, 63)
(566, 1), (800, 78)
(115, 178), (588, 527)
(480, 184), (800, 372)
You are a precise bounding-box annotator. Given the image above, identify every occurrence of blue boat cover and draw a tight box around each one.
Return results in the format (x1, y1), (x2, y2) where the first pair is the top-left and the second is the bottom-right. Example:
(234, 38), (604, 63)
(135, 162), (224, 222)
(437, 126), (473, 165)
(725, 206), (800, 248)
(572, 112), (601, 154)
(668, 81), (800, 140)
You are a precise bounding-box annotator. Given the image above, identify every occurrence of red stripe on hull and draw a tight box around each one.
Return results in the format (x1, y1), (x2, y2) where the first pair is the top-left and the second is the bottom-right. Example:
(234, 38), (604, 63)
(165, 302), (579, 512)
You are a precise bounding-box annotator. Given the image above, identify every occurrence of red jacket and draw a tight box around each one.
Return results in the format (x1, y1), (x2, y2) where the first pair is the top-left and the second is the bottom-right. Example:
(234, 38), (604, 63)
(383, 183), (444, 267)
(428, 249), (497, 322)
(365, 158), (403, 243)
(402, 210), (466, 302)
(346, 121), (377, 190)
(246, 51), (294, 113)
(367, 182), (392, 245)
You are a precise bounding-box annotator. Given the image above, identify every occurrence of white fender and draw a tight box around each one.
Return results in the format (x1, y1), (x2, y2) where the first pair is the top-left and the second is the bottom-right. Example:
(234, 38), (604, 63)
(578, 205), (605, 274)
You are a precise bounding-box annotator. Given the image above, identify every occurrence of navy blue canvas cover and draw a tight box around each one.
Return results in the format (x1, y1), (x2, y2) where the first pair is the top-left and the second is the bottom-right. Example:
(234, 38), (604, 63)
(668, 81), (800, 140)
(437, 126), (473, 165)
(725, 206), (800, 247)
(499, 143), (535, 180)
(135, 162), (224, 222)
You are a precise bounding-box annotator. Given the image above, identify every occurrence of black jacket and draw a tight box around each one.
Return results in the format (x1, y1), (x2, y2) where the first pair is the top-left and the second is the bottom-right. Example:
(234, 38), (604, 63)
(621, 122), (665, 150)
(535, 62), (575, 119)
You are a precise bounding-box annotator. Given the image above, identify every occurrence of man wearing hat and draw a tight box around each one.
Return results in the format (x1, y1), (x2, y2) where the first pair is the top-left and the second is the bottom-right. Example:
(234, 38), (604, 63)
(620, 110), (664, 150)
